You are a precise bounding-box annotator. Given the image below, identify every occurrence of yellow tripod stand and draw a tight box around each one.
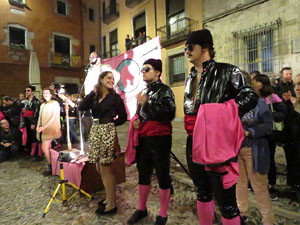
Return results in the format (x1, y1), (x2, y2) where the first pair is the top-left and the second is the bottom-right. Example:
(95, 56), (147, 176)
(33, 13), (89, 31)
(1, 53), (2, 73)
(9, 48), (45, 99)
(43, 162), (93, 217)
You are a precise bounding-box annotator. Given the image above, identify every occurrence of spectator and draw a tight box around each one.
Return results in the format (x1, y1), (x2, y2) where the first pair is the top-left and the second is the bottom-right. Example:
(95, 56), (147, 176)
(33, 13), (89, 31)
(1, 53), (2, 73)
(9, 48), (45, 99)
(65, 94), (79, 144)
(285, 74), (300, 203)
(250, 70), (260, 81)
(2, 96), (24, 128)
(0, 119), (22, 162)
(274, 67), (296, 106)
(236, 73), (275, 224)
(251, 75), (288, 200)
(273, 67), (296, 187)
(125, 34), (131, 51)
(23, 86), (40, 159)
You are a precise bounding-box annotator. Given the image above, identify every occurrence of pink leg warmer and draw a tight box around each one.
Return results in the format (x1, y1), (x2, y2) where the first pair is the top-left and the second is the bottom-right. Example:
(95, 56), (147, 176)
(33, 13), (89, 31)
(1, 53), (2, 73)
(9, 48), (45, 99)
(138, 184), (151, 211)
(197, 200), (215, 225)
(158, 188), (170, 218)
(38, 143), (43, 156)
(222, 216), (241, 225)
(30, 143), (37, 156)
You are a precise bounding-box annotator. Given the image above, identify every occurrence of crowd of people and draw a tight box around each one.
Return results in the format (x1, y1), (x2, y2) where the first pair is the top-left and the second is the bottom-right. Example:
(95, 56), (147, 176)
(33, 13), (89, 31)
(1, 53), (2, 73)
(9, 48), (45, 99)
(0, 29), (300, 225)
(0, 84), (83, 174)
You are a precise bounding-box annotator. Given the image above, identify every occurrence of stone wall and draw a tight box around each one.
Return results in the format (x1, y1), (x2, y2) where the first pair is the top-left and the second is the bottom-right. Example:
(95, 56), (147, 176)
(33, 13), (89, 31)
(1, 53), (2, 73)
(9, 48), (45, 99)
(202, 0), (300, 77)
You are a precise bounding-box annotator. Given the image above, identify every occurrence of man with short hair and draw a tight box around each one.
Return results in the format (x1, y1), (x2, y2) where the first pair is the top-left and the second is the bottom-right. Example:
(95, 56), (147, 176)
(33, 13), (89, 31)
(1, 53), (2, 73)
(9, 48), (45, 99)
(127, 59), (176, 225)
(274, 67), (296, 106)
(2, 96), (23, 128)
(23, 85), (40, 158)
(183, 29), (258, 225)
(273, 67), (297, 189)
(84, 51), (102, 95)
(0, 119), (22, 162)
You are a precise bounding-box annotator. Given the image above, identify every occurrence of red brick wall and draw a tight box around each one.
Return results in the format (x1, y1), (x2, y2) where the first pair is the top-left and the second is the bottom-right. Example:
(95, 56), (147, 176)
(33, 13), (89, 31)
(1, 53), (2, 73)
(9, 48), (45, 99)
(0, 63), (85, 98)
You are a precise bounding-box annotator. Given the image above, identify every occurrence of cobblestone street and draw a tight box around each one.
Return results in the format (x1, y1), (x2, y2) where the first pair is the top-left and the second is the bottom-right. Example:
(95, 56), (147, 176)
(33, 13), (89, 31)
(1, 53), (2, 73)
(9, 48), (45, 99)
(0, 120), (299, 225)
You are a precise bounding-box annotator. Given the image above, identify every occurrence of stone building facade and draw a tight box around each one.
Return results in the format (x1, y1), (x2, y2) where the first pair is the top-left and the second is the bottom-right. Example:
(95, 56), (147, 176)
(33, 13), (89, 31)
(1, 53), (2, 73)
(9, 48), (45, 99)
(202, 0), (300, 79)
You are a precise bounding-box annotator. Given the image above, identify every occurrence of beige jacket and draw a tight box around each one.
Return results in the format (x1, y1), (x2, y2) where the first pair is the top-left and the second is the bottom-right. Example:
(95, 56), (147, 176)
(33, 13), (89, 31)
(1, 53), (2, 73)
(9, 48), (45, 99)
(36, 100), (61, 141)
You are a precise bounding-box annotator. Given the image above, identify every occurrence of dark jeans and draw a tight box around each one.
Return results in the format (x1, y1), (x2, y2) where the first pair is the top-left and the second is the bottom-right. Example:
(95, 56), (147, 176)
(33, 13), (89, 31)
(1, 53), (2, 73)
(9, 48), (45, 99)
(186, 135), (240, 219)
(268, 131), (293, 186)
(0, 145), (19, 162)
(136, 135), (172, 190)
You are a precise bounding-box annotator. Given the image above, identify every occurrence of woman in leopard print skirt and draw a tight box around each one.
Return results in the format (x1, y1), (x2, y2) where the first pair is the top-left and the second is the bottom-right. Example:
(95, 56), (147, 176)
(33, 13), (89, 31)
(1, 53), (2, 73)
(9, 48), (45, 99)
(79, 71), (127, 215)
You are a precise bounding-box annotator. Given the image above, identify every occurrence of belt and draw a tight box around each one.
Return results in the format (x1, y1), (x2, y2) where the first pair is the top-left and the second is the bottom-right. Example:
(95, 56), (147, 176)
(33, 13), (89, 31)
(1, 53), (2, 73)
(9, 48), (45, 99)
(93, 118), (114, 124)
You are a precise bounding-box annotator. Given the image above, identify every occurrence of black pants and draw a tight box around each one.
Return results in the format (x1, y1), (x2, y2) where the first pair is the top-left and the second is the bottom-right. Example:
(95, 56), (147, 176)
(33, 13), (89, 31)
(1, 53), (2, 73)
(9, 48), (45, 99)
(0, 145), (19, 162)
(186, 135), (240, 219)
(136, 135), (171, 190)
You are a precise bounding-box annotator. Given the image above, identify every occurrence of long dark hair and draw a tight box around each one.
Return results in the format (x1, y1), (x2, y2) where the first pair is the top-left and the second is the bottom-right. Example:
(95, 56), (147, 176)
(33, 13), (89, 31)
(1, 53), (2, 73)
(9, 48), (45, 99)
(253, 74), (273, 97)
(96, 71), (116, 99)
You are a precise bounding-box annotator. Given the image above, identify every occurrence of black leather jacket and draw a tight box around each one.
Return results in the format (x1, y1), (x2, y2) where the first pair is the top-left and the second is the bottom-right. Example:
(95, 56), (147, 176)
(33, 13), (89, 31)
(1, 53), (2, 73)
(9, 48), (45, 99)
(184, 59), (258, 117)
(139, 80), (176, 122)
(24, 96), (40, 126)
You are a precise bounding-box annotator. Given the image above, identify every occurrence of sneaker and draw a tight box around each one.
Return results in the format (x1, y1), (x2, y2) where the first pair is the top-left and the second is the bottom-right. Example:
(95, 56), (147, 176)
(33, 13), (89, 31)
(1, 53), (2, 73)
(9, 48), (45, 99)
(154, 215), (168, 225)
(127, 209), (148, 224)
(269, 187), (278, 201)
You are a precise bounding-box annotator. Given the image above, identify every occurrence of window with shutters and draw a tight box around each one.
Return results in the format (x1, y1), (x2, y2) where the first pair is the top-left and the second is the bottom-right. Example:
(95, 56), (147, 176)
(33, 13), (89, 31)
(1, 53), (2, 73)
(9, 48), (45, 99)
(109, 29), (119, 57)
(169, 53), (185, 84)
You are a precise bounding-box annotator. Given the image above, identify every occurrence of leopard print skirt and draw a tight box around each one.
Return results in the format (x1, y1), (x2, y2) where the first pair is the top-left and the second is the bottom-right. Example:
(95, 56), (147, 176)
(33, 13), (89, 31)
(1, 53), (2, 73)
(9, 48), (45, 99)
(88, 122), (120, 164)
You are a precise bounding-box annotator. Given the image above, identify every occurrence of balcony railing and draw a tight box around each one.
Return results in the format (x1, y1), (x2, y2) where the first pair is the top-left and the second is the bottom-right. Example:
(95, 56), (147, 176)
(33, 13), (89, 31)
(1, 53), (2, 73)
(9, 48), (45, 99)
(157, 17), (197, 47)
(125, 35), (151, 51)
(103, 4), (120, 24)
(50, 53), (81, 68)
(125, 0), (144, 8)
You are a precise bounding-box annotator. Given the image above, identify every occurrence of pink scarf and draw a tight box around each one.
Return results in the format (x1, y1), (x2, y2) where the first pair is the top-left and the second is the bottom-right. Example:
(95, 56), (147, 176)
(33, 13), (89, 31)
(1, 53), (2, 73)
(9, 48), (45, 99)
(192, 99), (244, 189)
(125, 114), (139, 166)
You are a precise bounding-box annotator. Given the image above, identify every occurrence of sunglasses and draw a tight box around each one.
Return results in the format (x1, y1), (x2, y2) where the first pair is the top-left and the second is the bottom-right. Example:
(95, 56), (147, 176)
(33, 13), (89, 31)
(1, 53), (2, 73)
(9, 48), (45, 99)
(184, 44), (194, 52)
(141, 67), (151, 73)
(25, 90), (31, 92)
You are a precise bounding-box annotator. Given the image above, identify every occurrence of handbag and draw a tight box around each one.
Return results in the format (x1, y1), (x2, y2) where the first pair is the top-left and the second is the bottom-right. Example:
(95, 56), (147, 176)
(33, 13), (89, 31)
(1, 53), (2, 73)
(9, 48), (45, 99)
(269, 95), (284, 131)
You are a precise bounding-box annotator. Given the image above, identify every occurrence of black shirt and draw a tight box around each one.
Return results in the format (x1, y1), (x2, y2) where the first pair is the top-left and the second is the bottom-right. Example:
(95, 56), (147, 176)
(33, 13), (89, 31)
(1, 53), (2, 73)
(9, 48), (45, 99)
(78, 91), (127, 126)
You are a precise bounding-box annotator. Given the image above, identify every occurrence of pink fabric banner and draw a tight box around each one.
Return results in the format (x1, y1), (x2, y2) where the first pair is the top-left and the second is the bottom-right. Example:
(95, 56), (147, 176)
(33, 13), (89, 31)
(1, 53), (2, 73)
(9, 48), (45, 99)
(101, 37), (162, 119)
(50, 149), (85, 187)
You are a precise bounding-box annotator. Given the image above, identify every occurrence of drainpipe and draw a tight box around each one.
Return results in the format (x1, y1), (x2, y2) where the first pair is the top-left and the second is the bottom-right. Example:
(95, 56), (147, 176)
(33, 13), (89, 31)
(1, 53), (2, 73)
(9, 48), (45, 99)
(154, 0), (157, 36)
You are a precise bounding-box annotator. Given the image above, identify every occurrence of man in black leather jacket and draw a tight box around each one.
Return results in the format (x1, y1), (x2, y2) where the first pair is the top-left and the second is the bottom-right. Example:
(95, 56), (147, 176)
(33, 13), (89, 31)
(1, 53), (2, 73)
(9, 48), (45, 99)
(23, 85), (40, 157)
(183, 29), (258, 225)
(127, 59), (175, 225)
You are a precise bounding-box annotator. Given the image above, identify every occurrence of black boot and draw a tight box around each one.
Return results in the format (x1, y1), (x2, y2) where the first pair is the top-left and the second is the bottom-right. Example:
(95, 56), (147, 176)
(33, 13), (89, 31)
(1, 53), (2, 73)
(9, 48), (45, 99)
(154, 215), (167, 225)
(42, 164), (52, 176)
(127, 209), (148, 224)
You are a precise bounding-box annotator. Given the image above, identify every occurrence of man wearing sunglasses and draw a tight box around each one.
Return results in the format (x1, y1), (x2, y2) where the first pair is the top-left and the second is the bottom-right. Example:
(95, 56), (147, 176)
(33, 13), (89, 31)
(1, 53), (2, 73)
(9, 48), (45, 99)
(127, 59), (175, 225)
(23, 85), (40, 158)
(183, 29), (258, 225)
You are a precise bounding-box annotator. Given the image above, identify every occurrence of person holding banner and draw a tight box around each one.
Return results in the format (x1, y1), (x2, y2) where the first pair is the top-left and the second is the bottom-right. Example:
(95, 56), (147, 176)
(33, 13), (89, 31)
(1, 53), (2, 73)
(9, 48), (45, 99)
(183, 29), (258, 225)
(127, 59), (175, 225)
(79, 71), (127, 215)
